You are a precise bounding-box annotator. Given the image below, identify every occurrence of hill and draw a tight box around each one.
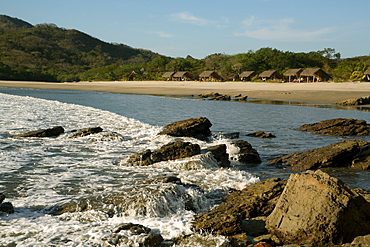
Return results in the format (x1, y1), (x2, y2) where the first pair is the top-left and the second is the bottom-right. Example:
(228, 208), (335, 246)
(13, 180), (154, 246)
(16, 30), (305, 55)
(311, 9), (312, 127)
(0, 15), (161, 81)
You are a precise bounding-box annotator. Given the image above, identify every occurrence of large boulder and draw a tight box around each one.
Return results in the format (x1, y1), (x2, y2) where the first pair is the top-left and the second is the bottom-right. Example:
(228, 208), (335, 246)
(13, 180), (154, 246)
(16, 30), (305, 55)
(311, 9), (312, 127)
(126, 141), (201, 166)
(158, 117), (212, 140)
(14, 126), (64, 138)
(299, 118), (370, 136)
(67, 127), (103, 138)
(266, 170), (370, 246)
(192, 178), (287, 236)
(266, 139), (370, 171)
(231, 140), (261, 164)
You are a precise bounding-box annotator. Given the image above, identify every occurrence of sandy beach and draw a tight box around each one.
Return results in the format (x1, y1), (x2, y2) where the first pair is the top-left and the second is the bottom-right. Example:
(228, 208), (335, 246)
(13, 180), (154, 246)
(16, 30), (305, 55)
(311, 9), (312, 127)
(1, 80), (370, 104)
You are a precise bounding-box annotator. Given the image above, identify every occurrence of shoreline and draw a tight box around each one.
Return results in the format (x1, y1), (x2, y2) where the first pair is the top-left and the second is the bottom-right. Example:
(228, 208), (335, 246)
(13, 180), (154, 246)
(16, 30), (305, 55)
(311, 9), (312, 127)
(1, 80), (370, 105)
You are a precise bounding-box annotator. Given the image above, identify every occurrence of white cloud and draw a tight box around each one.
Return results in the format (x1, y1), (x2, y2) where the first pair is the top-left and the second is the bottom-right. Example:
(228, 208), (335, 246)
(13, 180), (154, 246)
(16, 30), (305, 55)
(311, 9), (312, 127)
(235, 16), (334, 42)
(171, 11), (212, 26)
(151, 31), (174, 38)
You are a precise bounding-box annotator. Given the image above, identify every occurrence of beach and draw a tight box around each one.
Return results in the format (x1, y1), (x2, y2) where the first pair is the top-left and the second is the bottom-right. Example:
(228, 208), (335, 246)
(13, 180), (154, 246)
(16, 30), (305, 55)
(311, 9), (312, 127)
(1, 80), (370, 104)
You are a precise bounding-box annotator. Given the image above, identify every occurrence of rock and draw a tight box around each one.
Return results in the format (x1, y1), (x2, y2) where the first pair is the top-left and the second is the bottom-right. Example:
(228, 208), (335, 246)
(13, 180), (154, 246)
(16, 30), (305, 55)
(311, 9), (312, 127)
(198, 92), (231, 101)
(232, 95), (248, 102)
(68, 127), (103, 138)
(344, 234), (370, 246)
(266, 170), (370, 246)
(247, 131), (276, 138)
(299, 118), (370, 136)
(202, 144), (230, 168)
(158, 117), (212, 140)
(126, 141), (201, 166)
(111, 223), (164, 247)
(228, 233), (252, 246)
(213, 132), (240, 139)
(336, 96), (370, 106)
(241, 216), (268, 237)
(192, 178), (287, 236)
(265, 139), (370, 171)
(14, 126), (64, 137)
(231, 140), (261, 164)
(0, 194), (14, 214)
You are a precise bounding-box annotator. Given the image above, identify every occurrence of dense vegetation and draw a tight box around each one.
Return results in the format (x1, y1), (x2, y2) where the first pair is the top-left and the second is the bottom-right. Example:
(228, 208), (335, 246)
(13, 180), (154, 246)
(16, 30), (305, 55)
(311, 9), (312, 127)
(1, 15), (369, 82)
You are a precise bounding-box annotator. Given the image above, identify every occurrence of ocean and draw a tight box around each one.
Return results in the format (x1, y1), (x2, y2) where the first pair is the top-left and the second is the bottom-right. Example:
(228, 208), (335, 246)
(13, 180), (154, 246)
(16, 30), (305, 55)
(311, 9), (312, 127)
(1, 87), (370, 246)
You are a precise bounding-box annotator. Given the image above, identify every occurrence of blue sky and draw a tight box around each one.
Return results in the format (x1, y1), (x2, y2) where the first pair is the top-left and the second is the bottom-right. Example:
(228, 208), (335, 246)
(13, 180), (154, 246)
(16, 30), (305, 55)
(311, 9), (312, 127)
(1, 0), (369, 59)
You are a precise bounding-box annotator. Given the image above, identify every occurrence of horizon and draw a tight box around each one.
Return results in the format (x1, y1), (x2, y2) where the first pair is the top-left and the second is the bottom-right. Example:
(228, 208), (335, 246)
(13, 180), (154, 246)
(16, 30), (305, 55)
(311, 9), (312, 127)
(1, 0), (370, 59)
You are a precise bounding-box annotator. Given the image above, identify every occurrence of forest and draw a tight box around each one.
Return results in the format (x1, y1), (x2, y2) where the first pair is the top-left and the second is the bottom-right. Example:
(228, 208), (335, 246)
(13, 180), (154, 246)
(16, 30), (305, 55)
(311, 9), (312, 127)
(1, 15), (370, 82)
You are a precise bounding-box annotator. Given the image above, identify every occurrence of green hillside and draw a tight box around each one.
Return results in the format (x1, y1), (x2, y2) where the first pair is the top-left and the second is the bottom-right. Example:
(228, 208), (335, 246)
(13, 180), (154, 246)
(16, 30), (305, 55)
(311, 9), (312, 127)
(0, 15), (161, 81)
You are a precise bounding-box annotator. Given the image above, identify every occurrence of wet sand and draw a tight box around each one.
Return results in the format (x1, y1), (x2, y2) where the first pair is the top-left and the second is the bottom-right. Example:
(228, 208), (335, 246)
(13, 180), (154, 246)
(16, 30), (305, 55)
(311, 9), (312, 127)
(1, 80), (370, 104)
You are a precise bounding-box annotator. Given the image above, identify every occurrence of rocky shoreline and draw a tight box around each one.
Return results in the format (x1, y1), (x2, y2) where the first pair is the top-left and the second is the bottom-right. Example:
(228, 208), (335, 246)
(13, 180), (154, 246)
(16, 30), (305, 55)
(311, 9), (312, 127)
(3, 116), (370, 246)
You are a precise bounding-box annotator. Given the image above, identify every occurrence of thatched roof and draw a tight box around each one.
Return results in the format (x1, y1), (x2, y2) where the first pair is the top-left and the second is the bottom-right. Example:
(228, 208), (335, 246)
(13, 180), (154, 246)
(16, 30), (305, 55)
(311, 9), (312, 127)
(300, 68), (322, 76)
(284, 68), (303, 76)
(199, 71), (217, 77)
(162, 72), (175, 77)
(259, 70), (278, 77)
(173, 71), (190, 77)
(239, 71), (255, 77)
(364, 68), (370, 75)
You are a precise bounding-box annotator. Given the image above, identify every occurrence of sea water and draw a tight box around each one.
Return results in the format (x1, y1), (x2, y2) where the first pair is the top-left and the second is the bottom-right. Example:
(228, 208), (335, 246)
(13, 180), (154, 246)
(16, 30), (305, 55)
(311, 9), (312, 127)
(0, 87), (370, 246)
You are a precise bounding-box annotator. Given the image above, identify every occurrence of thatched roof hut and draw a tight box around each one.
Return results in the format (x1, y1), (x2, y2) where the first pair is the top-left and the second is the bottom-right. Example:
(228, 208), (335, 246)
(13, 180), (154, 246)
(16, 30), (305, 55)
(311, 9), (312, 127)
(173, 71), (193, 81)
(239, 71), (255, 81)
(364, 68), (370, 81)
(300, 68), (330, 82)
(284, 68), (303, 82)
(259, 70), (282, 81)
(162, 72), (175, 80)
(199, 71), (224, 81)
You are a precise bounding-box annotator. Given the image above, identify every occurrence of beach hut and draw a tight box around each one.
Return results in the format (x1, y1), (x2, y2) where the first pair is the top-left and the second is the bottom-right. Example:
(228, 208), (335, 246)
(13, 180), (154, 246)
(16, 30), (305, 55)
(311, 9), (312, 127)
(259, 70), (282, 81)
(364, 68), (370, 81)
(239, 71), (256, 81)
(199, 71), (224, 81)
(300, 68), (330, 82)
(172, 71), (193, 81)
(162, 72), (175, 81)
(284, 68), (303, 82)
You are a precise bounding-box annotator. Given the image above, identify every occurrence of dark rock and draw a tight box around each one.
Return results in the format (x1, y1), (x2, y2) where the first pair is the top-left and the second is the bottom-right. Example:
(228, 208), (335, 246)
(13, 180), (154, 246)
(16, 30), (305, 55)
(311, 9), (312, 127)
(231, 140), (261, 164)
(266, 170), (370, 246)
(336, 96), (370, 106)
(247, 131), (276, 138)
(202, 144), (230, 168)
(198, 92), (231, 101)
(228, 233), (252, 246)
(112, 223), (164, 247)
(299, 118), (370, 136)
(158, 117), (212, 140)
(68, 127), (103, 138)
(14, 126), (64, 138)
(213, 132), (240, 139)
(0, 202), (14, 214)
(126, 141), (201, 166)
(113, 223), (151, 234)
(232, 95), (248, 102)
(241, 216), (268, 237)
(192, 178), (287, 236)
(265, 139), (370, 171)
(0, 193), (5, 203)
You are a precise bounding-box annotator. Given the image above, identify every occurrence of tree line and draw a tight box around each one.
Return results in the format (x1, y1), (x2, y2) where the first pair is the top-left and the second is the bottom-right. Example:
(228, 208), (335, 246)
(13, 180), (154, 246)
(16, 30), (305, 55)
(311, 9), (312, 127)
(0, 15), (369, 82)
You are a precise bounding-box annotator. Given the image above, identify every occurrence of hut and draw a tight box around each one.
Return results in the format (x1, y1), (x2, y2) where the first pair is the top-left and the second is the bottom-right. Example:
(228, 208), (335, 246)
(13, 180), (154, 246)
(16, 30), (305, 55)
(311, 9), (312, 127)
(162, 72), (175, 81)
(173, 71), (193, 81)
(364, 68), (370, 81)
(239, 71), (256, 81)
(259, 70), (282, 81)
(199, 71), (224, 81)
(300, 68), (330, 82)
(284, 68), (303, 82)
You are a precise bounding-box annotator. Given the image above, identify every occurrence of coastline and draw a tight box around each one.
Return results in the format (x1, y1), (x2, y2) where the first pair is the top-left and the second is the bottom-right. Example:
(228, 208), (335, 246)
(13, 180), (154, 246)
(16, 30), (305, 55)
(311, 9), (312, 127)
(1, 80), (370, 105)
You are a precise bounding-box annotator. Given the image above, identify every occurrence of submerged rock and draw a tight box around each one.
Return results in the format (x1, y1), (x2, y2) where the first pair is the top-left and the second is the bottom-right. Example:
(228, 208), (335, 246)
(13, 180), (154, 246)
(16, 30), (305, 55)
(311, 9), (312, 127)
(230, 140), (261, 165)
(68, 127), (103, 138)
(202, 144), (230, 168)
(266, 139), (370, 171)
(0, 193), (14, 214)
(247, 131), (276, 138)
(158, 117), (212, 140)
(299, 118), (370, 136)
(266, 170), (370, 246)
(126, 141), (201, 166)
(14, 126), (64, 138)
(192, 178), (286, 236)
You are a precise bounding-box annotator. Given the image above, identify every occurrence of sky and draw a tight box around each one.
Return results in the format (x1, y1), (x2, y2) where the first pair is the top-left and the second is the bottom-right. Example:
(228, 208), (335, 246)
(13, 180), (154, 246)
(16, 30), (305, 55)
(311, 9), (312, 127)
(1, 0), (370, 59)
